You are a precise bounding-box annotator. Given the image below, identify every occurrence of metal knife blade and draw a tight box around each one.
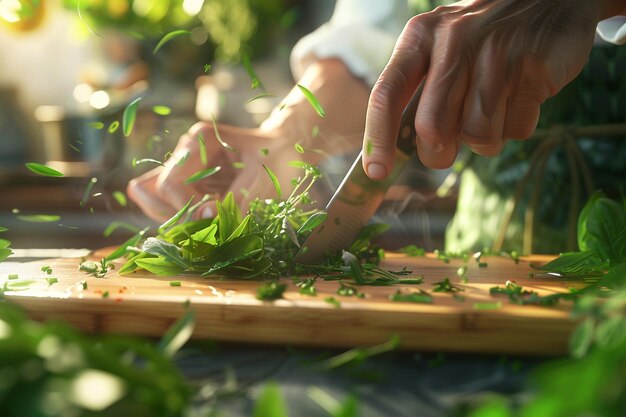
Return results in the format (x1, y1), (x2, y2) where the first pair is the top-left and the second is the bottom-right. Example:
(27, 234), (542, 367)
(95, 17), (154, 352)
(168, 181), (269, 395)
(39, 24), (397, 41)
(295, 82), (424, 264)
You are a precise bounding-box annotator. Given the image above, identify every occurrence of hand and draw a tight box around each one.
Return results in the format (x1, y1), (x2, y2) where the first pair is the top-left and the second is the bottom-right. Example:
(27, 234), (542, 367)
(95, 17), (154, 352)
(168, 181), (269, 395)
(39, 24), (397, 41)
(128, 59), (371, 222)
(362, 0), (626, 176)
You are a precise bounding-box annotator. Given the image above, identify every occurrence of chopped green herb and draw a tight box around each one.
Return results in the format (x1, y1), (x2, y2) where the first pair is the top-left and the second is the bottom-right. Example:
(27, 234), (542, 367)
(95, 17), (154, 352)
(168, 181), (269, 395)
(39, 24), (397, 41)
(153, 30), (190, 54)
(325, 296), (341, 308)
(432, 278), (464, 293)
(399, 244), (425, 257)
(152, 105), (171, 116)
(17, 214), (60, 223)
(102, 291), (110, 298)
(473, 302), (503, 310)
(112, 191), (128, 207)
(260, 148), (269, 156)
(169, 281), (182, 287)
(25, 162), (64, 177)
(108, 120), (120, 133)
(45, 277), (58, 286)
(88, 121), (104, 129)
(297, 84), (325, 117)
(365, 140), (373, 156)
(390, 290), (432, 303)
(296, 278), (317, 296)
(177, 151), (190, 166)
(337, 283), (363, 298)
(103, 221), (140, 237)
(262, 164), (282, 199)
(294, 143), (304, 154)
(132, 158), (164, 167)
(210, 114), (238, 152)
(256, 281), (287, 301)
(247, 93), (274, 103)
(196, 131), (208, 166)
(80, 177), (98, 208)
(8, 274), (18, 280)
(311, 125), (319, 138)
(122, 97), (142, 137)
(478, 262), (488, 268)
(41, 266), (51, 273)
(185, 167), (221, 184)
(241, 52), (264, 90)
(232, 161), (246, 169)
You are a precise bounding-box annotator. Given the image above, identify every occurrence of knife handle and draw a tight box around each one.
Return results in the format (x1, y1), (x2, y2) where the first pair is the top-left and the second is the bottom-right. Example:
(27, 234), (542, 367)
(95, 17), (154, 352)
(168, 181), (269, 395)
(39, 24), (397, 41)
(396, 81), (424, 155)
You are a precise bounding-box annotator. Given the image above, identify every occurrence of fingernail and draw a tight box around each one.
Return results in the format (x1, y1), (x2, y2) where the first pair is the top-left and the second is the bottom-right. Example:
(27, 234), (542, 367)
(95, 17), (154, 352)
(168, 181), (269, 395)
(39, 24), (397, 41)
(366, 162), (387, 180)
(200, 206), (214, 219)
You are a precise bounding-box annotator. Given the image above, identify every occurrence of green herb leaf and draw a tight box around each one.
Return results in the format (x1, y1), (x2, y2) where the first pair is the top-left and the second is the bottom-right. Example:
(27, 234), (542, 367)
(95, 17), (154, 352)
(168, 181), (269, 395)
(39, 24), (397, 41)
(196, 131), (208, 166)
(585, 198), (626, 266)
(577, 190), (604, 251)
(152, 105), (171, 116)
(108, 120), (120, 133)
(242, 52), (264, 90)
(538, 251), (608, 276)
(298, 212), (327, 234)
(432, 278), (463, 293)
(153, 30), (190, 54)
(112, 191), (127, 207)
(185, 166), (221, 184)
(297, 84), (325, 117)
(88, 121), (104, 129)
(569, 317), (595, 358)
(210, 114), (238, 152)
(143, 237), (189, 270)
(295, 143), (304, 154)
(159, 196), (195, 234)
(25, 162), (64, 177)
(135, 257), (185, 276)
(104, 227), (149, 262)
(398, 244), (425, 257)
(157, 310), (195, 357)
(253, 382), (287, 417)
(262, 164), (282, 199)
(247, 93), (274, 103)
(103, 221), (140, 237)
(256, 281), (287, 301)
(122, 97), (142, 137)
(17, 214), (60, 223)
(390, 290), (432, 303)
(132, 158), (164, 167)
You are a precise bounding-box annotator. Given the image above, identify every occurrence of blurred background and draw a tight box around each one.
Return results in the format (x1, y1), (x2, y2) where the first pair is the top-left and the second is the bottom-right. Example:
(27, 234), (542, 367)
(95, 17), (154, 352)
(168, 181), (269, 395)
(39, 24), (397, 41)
(0, 0), (457, 254)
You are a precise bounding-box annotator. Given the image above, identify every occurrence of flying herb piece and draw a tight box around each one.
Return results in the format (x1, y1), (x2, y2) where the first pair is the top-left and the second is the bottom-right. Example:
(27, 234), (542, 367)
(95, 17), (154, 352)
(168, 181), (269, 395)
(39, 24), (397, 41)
(159, 197), (194, 234)
(241, 52), (264, 90)
(247, 93), (275, 103)
(67, 142), (81, 153)
(457, 266), (467, 276)
(260, 148), (269, 156)
(169, 281), (181, 287)
(185, 166), (222, 184)
(317, 335), (400, 370)
(473, 302), (503, 310)
(232, 161), (246, 169)
(297, 84), (325, 117)
(294, 143), (305, 154)
(112, 191), (127, 207)
(102, 291), (110, 298)
(80, 177), (98, 207)
(104, 227), (149, 262)
(262, 164), (282, 199)
(311, 125), (319, 138)
(157, 310), (195, 358)
(210, 114), (238, 152)
(153, 30), (190, 54)
(399, 244), (425, 257)
(325, 296), (341, 308)
(432, 278), (464, 293)
(79, 259), (112, 278)
(478, 262), (488, 268)
(489, 280), (573, 306)
(253, 382), (287, 417)
(203, 63), (211, 73)
(152, 105), (171, 116)
(122, 97), (142, 137)
(297, 212), (327, 234)
(196, 131), (207, 166)
(45, 277), (58, 286)
(17, 214), (60, 223)
(177, 151), (190, 166)
(103, 221), (141, 237)
(132, 158), (164, 167)
(390, 290), (432, 304)
(337, 283), (364, 298)
(256, 281), (287, 301)
(108, 120), (120, 133)
(8, 274), (18, 280)
(365, 140), (374, 156)
(88, 121), (104, 129)
(24, 162), (64, 177)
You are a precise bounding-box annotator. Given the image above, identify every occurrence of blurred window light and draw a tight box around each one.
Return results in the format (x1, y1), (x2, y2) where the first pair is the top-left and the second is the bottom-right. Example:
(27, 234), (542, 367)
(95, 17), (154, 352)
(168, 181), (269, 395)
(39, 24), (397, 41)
(0, 0), (22, 23)
(73, 83), (93, 104)
(183, 0), (204, 16)
(89, 90), (110, 110)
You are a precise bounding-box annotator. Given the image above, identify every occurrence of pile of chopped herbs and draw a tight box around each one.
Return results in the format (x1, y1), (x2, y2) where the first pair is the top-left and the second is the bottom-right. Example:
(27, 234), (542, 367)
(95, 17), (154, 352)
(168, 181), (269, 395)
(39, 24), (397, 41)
(111, 163), (411, 285)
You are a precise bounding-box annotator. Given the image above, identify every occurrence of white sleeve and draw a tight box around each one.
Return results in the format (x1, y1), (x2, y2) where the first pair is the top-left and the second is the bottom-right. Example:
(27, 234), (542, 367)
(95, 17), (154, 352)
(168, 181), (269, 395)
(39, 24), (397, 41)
(596, 16), (626, 45)
(290, 0), (411, 87)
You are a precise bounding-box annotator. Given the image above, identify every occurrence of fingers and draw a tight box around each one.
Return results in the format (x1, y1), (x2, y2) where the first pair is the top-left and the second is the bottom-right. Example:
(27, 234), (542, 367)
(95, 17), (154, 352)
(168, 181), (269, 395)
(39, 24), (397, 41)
(362, 15), (433, 179)
(127, 169), (176, 222)
(459, 31), (510, 156)
(414, 21), (471, 169)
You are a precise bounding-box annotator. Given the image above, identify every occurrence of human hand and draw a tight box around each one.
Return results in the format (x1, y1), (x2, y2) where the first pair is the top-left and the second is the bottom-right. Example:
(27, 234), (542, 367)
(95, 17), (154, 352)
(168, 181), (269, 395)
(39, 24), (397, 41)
(362, 0), (626, 176)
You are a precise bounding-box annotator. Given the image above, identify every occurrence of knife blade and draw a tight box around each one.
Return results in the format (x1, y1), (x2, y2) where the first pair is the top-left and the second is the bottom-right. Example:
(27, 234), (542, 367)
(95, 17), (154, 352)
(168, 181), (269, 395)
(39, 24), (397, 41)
(295, 82), (424, 264)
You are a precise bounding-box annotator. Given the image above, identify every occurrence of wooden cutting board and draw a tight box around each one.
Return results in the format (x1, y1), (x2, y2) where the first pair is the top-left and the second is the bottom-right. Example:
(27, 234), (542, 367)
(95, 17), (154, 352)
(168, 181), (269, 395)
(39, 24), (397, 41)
(1, 253), (580, 355)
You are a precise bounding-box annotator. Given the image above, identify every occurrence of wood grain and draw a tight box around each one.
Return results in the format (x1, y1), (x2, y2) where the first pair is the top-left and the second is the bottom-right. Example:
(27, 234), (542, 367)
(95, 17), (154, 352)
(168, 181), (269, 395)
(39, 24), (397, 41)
(1, 253), (580, 355)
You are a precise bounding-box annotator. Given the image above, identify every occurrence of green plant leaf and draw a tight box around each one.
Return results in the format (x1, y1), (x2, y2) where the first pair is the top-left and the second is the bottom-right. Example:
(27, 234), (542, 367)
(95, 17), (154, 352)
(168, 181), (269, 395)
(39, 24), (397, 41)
(157, 310), (195, 358)
(135, 257), (185, 276)
(294, 143), (304, 154)
(80, 177), (98, 207)
(537, 251), (608, 276)
(242, 52), (264, 90)
(123, 97), (142, 137)
(108, 120), (120, 133)
(298, 212), (327, 234)
(190, 224), (219, 245)
(0, 247), (13, 262)
(159, 196), (195, 234)
(25, 162), (64, 177)
(390, 290), (432, 303)
(196, 131), (207, 165)
(152, 105), (171, 116)
(119, 252), (149, 274)
(200, 234), (264, 276)
(569, 317), (595, 358)
(112, 191), (127, 207)
(226, 214), (251, 243)
(594, 315), (626, 349)
(297, 84), (325, 117)
(577, 190), (605, 251)
(256, 281), (287, 301)
(247, 93), (274, 103)
(262, 164), (282, 199)
(253, 382), (287, 417)
(209, 113), (238, 152)
(17, 214), (60, 223)
(185, 167), (222, 184)
(103, 220), (140, 237)
(585, 198), (626, 266)
(104, 227), (149, 262)
(142, 237), (189, 270)
(153, 30), (190, 54)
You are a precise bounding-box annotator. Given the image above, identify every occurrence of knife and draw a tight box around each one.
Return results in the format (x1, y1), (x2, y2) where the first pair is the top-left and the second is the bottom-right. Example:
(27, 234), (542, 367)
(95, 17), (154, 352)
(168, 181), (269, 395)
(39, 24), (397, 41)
(295, 81), (424, 264)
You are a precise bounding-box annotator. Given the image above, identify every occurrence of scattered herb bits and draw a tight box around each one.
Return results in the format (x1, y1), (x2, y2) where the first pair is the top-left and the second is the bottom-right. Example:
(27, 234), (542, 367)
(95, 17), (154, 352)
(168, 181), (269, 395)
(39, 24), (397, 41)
(257, 281), (287, 301)
(25, 162), (64, 177)
(169, 281), (182, 287)
(390, 290), (432, 304)
(325, 296), (341, 308)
